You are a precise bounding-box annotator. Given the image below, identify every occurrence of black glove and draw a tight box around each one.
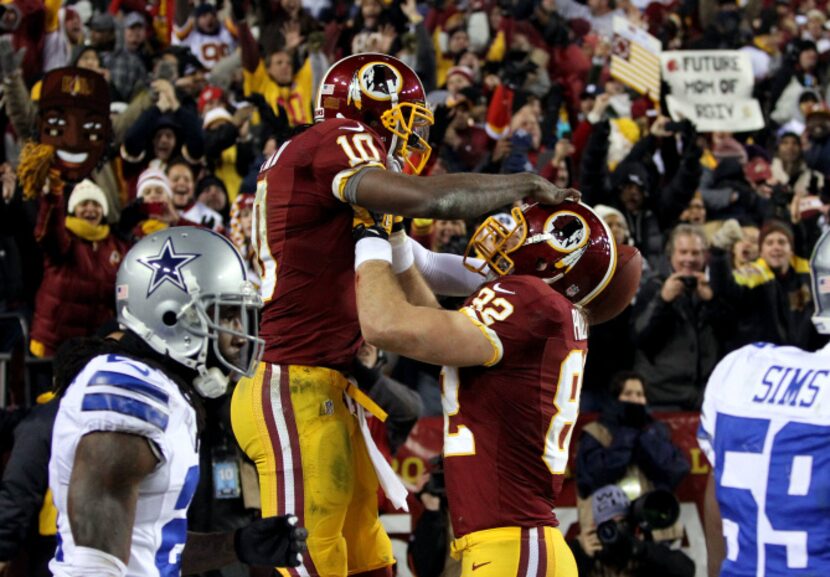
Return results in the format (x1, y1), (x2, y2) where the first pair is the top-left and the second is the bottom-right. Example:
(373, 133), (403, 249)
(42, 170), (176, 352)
(352, 206), (393, 242)
(351, 357), (383, 393)
(234, 514), (308, 567)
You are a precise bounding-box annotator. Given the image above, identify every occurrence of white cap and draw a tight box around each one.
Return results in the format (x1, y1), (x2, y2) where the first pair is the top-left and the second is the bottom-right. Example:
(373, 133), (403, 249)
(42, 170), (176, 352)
(68, 179), (109, 217)
(202, 107), (233, 129)
(137, 167), (172, 199)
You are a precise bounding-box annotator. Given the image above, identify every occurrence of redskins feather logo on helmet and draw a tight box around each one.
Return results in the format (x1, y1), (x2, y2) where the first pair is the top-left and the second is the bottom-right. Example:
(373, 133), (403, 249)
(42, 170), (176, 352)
(316, 53), (434, 174)
(464, 202), (617, 306)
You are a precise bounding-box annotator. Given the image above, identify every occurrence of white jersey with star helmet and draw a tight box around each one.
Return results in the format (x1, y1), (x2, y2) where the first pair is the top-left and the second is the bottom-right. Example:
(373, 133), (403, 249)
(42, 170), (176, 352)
(48, 353), (199, 577)
(698, 341), (830, 577)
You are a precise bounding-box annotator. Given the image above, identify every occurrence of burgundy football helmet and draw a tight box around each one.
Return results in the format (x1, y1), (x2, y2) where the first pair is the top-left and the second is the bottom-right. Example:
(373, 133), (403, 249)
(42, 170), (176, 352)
(315, 53), (434, 174)
(464, 202), (617, 306)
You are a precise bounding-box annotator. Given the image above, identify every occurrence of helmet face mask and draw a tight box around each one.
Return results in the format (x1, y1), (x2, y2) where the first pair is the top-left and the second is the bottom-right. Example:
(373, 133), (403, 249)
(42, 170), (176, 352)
(464, 202), (617, 306)
(316, 53), (434, 174)
(116, 228), (264, 382)
(810, 230), (830, 335)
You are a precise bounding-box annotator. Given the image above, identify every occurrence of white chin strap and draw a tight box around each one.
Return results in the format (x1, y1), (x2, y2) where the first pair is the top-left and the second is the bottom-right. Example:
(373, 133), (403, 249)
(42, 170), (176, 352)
(193, 366), (229, 398)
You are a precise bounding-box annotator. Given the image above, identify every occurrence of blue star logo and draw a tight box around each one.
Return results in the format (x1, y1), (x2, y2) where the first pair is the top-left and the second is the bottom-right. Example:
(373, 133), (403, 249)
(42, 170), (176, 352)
(138, 238), (200, 296)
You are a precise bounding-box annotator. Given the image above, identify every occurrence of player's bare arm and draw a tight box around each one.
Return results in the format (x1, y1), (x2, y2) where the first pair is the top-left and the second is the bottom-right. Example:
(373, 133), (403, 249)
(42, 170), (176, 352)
(395, 261), (441, 308)
(68, 431), (158, 564)
(355, 169), (580, 220)
(703, 472), (725, 577)
(356, 260), (494, 367)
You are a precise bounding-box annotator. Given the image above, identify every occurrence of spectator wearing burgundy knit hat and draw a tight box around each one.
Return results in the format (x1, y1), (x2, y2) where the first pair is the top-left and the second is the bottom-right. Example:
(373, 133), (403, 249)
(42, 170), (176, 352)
(29, 179), (129, 359)
(710, 218), (822, 351)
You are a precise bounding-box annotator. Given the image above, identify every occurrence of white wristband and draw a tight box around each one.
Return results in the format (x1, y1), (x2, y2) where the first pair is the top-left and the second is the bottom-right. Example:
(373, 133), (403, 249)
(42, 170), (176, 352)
(355, 237), (392, 270)
(390, 231), (414, 274)
(71, 546), (128, 577)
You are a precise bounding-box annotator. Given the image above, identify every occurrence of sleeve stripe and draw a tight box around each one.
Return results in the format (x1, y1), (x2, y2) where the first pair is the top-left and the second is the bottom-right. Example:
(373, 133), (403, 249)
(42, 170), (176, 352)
(461, 307), (504, 367)
(82, 393), (169, 431)
(89, 371), (170, 404)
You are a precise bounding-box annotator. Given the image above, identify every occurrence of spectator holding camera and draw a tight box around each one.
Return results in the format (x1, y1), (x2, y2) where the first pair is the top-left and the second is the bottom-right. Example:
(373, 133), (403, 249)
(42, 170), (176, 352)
(570, 484), (694, 577)
(632, 224), (728, 409)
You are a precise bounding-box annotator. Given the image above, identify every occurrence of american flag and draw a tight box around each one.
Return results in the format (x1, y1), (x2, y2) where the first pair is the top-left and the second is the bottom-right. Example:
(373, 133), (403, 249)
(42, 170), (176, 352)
(609, 16), (662, 102)
(116, 284), (128, 300)
(819, 276), (830, 295)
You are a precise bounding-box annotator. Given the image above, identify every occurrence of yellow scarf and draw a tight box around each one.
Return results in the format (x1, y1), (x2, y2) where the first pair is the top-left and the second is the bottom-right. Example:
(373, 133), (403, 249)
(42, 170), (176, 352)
(141, 218), (169, 236)
(65, 216), (110, 241)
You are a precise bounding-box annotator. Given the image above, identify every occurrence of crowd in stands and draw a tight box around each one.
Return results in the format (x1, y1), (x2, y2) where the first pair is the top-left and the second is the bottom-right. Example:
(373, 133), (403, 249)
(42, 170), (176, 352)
(1, 0), (830, 574)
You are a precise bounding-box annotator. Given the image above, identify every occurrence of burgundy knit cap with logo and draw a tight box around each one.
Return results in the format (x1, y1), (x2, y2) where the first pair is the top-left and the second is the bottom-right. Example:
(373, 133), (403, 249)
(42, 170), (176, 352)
(39, 67), (110, 113)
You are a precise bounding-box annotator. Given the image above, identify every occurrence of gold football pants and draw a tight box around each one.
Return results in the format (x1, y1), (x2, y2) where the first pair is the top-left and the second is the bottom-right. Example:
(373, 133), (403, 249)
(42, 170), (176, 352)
(231, 363), (394, 576)
(451, 526), (577, 577)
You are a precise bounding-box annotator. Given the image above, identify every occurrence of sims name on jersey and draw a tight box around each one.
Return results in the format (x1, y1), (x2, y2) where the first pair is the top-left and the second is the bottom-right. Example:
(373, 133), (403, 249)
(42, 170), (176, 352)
(752, 365), (830, 408)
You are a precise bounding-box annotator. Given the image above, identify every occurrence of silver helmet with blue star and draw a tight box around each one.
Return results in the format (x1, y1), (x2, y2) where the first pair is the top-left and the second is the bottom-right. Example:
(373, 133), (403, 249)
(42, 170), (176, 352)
(115, 227), (263, 380)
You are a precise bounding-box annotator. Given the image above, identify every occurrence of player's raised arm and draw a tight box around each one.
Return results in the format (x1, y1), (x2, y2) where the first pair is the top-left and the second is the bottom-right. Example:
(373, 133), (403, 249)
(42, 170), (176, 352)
(353, 168), (580, 221)
(356, 259), (497, 367)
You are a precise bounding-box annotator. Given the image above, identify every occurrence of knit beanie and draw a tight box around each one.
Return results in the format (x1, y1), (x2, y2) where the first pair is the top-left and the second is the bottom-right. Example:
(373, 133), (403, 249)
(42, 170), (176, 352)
(592, 484), (630, 525)
(759, 219), (794, 249)
(67, 179), (109, 217)
(137, 168), (172, 199)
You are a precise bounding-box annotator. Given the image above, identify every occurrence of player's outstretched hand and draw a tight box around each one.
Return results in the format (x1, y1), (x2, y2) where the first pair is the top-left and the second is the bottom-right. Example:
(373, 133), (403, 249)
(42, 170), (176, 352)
(352, 205), (394, 242)
(529, 174), (581, 205)
(234, 514), (308, 567)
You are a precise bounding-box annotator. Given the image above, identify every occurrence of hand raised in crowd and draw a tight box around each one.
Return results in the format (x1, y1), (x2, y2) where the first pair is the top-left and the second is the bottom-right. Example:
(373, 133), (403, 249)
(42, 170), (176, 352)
(491, 137), (512, 163)
(588, 93), (612, 123)
(552, 138), (575, 164)
(152, 79), (179, 112)
(0, 163), (15, 203)
(282, 21), (305, 53)
(377, 24), (398, 54)
(0, 36), (24, 81)
(650, 115), (673, 138)
(577, 528), (603, 558)
(711, 219), (743, 251)
(401, 0), (422, 24)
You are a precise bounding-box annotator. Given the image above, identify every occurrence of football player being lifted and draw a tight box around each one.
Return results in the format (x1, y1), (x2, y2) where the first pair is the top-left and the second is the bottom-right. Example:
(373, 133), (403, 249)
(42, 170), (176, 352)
(353, 201), (641, 577)
(230, 53), (579, 577)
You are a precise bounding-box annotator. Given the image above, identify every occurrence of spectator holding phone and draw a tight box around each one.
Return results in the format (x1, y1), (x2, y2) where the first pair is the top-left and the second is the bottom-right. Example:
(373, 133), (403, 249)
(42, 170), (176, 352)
(117, 168), (199, 241)
(632, 224), (728, 410)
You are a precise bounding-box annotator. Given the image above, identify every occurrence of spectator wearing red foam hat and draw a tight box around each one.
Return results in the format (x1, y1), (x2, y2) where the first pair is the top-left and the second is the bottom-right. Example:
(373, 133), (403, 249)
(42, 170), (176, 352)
(198, 85), (225, 114)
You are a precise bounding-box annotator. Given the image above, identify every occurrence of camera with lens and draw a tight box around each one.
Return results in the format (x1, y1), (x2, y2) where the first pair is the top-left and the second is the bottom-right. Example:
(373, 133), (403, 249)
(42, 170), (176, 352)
(596, 490), (680, 567)
(679, 276), (697, 291)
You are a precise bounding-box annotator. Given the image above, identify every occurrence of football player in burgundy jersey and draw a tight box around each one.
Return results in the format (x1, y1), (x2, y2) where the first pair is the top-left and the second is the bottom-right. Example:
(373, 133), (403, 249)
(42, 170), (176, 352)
(229, 53), (580, 577)
(354, 202), (628, 577)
